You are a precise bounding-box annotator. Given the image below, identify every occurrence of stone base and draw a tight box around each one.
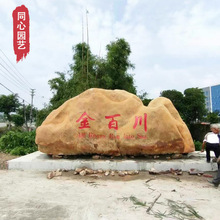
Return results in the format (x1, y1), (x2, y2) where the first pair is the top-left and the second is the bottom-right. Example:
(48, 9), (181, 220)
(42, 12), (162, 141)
(7, 151), (218, 172)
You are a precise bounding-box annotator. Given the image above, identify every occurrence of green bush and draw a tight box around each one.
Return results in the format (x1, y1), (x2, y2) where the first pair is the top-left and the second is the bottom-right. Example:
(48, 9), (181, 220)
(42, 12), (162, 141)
(10, 146), (26, 155)
(0, 131), (37, 155)
(11, 114), (24, 127)
(194, 140), (202, 151)
(0, 127), (7, 138)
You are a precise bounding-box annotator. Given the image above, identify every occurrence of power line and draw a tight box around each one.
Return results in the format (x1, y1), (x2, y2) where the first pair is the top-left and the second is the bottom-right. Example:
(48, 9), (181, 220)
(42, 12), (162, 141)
(0, 68), (30, 94)
(0, 82), (14, 94)
(0, 82), (31, 105)
(0, 59), (30, 92)
(0, 49), (33, 88)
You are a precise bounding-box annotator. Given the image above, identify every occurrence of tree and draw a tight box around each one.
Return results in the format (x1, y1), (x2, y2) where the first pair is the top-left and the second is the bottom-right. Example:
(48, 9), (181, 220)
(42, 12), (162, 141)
(16, 104), (38, 127)
(160, 90), (185, 118)
(70, 42), (97, 90)
(205, 112), (219, 123)
(105, 38), (136, 94)
(48, 72), (69, 109)
(0, 94), (20, 122)
(160, 88), (207, 126)
(48, 38), (137, 110)
(93, 57), (114, 90)
(138, 91), (152, 106)
(36, 105), (51, 127)
(183, 88), (207, 125)
(11, 114), (24, 127)
(48, 43), (98, 110)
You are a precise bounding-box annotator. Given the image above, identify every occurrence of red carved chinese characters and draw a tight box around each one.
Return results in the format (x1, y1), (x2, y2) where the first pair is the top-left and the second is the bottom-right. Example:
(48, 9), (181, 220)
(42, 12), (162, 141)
(76, 112), (95, 129)
(105, 114), (121, 130)
(133, 113), (147, 132)
(12, 5), (30, 62)
(76, 112), (147, 132)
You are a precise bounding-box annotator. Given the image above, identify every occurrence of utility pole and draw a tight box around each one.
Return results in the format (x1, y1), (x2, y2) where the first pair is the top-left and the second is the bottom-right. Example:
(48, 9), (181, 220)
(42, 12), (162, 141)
(86, 9), (89, 87)
(23, 99), (27, 129)
(30, 89), (35, 130)
(82, 13), (84, 77)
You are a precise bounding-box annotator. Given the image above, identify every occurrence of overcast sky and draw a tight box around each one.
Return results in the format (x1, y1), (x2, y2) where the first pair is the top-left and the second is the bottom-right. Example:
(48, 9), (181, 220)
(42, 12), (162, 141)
(1, 0), (220, 109)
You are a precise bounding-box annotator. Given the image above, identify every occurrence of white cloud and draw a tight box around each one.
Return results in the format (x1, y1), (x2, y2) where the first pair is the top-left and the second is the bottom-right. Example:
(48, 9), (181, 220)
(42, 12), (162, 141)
(158, 2), (220, 57)
(0, 0), (16, 17)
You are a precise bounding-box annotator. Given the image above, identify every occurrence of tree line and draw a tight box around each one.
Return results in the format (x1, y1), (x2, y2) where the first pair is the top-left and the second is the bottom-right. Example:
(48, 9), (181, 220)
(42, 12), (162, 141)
(0, 94), (37, 128)
(160, 89), (219, 126)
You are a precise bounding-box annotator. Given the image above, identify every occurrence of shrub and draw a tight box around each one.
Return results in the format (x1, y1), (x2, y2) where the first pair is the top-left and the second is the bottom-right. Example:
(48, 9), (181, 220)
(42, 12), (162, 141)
(10, 146), (27, 155)
(0, 131), (37, 155)
(194, 140), (202, 151)
(0, 127), (7, 138)
(11, 114), (24, 127)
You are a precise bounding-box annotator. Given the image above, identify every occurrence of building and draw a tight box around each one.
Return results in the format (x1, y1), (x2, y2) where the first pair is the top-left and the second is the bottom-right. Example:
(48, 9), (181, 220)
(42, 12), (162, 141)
(201, 84), (220, 113)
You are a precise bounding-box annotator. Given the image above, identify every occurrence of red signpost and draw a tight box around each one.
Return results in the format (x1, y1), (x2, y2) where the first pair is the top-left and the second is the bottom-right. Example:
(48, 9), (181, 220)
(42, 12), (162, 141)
(12, 5), (30, 62)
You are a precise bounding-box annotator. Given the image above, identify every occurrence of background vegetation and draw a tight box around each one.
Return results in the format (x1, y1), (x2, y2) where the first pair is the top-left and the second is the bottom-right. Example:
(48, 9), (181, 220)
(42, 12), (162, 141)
(0, 131), (37, 155)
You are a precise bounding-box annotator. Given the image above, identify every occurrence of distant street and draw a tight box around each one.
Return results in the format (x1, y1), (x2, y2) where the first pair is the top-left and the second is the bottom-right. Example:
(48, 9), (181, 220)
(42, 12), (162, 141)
(0, 123), (6, 128)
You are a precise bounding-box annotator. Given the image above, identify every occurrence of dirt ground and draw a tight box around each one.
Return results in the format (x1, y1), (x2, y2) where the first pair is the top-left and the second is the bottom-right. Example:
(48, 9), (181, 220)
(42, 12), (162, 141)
(0, 152), (18, 169)
(0, 166), (220, 220)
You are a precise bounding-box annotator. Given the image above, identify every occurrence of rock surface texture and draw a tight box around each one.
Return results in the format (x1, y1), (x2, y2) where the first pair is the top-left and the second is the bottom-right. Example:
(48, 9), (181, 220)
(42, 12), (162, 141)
(36, 88), (194, 155)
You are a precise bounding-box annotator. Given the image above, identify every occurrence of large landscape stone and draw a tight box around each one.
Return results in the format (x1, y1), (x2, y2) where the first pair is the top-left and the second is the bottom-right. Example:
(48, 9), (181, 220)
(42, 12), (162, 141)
(35, 88), (194, 156)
